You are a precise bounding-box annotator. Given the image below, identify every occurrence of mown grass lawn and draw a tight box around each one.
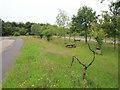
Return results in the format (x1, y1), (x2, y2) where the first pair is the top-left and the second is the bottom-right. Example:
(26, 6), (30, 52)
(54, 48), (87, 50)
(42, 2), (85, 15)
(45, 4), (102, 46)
(3, 36), (118, 88)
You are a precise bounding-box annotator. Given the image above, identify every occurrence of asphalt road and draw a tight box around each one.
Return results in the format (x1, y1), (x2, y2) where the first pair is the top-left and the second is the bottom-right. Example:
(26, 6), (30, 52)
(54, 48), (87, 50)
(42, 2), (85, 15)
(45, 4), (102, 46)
(2, 38), (23, 80)
(62, 36), (119, 44)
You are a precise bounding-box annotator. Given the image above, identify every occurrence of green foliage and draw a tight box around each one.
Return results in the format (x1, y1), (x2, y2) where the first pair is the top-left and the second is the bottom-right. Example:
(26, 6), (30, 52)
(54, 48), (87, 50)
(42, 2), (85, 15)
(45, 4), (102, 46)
(2, 21), (13, 36)
(2, 20), (34, 36)
(26, 33), (29, 36)
(71, 6), (96, 43)
(31, 24), (46, 38)
(90, 22), (106, 49)
(25, 22), (34, 35)
(57, 27), (69, 37)
(42, 29), (53, 41)
(13, 32), (20, 36)
(31, 24), (39, 35)
(31, 24), (58, 39)
(109, 1), (120, 38)
(19, 27), (26, 35)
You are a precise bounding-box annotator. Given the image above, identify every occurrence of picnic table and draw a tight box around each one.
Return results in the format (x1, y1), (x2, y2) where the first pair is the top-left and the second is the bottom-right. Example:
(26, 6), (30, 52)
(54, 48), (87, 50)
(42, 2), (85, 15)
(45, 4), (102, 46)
(66, 43), (76, 48)
(74, 38), (81, 42)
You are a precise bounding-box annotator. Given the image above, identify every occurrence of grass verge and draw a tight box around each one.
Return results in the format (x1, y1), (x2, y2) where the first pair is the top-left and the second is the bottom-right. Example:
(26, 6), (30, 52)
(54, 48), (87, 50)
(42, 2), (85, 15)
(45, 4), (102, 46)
(2, 36), (118, 88)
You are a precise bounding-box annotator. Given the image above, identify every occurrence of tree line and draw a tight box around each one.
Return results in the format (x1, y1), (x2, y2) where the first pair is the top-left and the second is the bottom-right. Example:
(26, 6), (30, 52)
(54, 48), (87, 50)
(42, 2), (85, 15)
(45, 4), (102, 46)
(2, 21), (34, 36)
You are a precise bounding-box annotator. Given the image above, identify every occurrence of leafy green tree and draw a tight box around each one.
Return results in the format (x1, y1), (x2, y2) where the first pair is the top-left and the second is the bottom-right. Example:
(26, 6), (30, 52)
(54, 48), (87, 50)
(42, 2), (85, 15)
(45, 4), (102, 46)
(109, 1), (120, 49)
(71, 6), (96, 43)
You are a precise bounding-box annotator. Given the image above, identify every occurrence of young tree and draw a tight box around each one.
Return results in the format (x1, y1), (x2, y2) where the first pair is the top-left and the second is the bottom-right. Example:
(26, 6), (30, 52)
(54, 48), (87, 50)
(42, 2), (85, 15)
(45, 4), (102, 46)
(90, 21), (106, 53)
(56, 9), (69, 28)
(101, 1), (119, 49)
(109, 1), (119, 49)
(71, 38), (96, 80)
(71, 6), (96, 43)
(56, 9), (70, 43)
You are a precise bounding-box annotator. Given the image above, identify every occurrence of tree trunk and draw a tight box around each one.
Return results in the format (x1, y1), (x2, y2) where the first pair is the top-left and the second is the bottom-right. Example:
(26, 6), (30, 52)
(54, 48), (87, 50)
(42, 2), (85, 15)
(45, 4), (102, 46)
(85, 33), (87, 43)
(113, 34), (116, 50)
(64, 34), (66, 44)
(73, 34), (75, 43)
(105, 37), (106, 43)
(69, 34), (71, 42)
(83, 66), (87, 80)
(57, 33), (59, 38)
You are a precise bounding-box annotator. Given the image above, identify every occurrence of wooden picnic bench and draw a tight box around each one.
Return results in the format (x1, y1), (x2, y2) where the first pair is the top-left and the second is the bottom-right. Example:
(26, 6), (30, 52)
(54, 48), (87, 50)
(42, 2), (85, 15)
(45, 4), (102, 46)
(74, 38), (81, 42)
(66, 43), (76, 48)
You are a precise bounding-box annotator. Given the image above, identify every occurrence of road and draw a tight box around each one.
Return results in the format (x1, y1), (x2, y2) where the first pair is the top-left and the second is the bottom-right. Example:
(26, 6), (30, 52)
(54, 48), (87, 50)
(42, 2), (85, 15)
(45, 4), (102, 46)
(62, 36), (119, 44)
(1, 38), (23, 80)
(0, 39), (15, 53)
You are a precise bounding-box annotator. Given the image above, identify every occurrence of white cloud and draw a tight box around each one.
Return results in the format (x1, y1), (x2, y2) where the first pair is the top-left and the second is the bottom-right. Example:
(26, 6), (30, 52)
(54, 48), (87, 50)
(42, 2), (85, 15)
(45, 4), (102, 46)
(0, 0), (111, 24)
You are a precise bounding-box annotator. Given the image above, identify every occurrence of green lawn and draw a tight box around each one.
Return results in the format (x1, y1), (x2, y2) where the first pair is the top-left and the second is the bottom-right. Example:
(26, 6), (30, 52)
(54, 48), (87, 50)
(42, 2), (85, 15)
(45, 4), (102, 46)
(3, 36), (118, 88)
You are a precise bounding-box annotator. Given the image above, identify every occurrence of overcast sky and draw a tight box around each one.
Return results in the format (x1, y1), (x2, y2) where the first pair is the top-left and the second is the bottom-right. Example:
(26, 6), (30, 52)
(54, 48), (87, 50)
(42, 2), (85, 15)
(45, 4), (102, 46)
(0, 0), (111, 24)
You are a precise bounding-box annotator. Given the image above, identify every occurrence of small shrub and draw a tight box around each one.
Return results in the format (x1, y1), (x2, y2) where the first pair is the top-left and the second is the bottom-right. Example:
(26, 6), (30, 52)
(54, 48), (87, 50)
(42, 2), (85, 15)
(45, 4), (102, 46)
(42, 30), (53, 41)
(39, 33), (43, 39)
(14, 32), (20, 36)
(26, 33), (29, 36)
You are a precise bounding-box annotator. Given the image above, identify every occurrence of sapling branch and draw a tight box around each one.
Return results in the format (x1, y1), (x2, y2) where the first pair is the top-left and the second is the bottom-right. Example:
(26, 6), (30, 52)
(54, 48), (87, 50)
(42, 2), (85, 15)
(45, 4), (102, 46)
(70, 36), (96, 80)
(71, 56), (85, 67)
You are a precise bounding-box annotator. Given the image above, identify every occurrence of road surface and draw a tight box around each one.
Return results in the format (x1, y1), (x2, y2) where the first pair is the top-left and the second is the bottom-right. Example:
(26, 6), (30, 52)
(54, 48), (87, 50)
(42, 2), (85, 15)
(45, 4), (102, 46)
(1, 38), (23, 80)
(61, 36), (119, 44)
(0, 39), (15, 53)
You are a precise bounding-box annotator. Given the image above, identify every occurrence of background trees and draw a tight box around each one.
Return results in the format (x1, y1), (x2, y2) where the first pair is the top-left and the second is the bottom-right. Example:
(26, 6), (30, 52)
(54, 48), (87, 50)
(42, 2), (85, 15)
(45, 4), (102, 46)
(2, 21), (34, 36)
(31, 24), (45, 38)
(31, 23), (57, 41)
(2, 21), (14, 36)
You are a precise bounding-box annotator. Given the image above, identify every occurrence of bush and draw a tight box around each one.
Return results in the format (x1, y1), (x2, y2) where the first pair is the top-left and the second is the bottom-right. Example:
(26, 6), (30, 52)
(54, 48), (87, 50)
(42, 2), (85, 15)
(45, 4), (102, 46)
(26, 33), (29, 36)
(14, 32), (20, 36)
(42, 29), (53, 41)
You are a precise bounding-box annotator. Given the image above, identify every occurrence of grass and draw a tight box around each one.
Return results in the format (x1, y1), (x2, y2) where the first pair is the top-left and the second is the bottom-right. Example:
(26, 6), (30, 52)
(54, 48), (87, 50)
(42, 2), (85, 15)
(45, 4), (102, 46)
(2, 36), (118, 88)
